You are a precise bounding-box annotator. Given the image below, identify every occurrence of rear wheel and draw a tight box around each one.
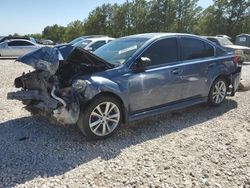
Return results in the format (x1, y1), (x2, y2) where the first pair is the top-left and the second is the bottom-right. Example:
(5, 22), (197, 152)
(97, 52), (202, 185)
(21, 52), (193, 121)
(208, 78), (227, 106)
(77, 96), (122, 140)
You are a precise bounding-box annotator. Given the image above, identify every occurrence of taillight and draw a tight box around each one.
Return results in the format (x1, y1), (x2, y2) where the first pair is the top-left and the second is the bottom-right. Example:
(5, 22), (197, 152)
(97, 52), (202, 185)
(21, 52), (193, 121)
(233, 56), (238, 66)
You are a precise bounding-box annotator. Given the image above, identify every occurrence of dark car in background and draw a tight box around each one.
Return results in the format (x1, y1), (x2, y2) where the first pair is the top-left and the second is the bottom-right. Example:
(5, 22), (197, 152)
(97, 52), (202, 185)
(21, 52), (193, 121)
(8, 33), (241, 140)
(235, 34), (250, 61)
(236, 34), (250, 47)
(203, 36), (250, 63)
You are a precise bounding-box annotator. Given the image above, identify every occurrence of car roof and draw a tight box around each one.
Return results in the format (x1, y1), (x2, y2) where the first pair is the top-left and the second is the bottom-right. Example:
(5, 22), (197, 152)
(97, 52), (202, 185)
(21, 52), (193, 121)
(5, 39), (36, 44)
(121, 33), (201, 40)
(237, 33), (250, 37)
(201, 36), (226, 40)
(77, 35), (108, 40)
(84, 37), (115, 42)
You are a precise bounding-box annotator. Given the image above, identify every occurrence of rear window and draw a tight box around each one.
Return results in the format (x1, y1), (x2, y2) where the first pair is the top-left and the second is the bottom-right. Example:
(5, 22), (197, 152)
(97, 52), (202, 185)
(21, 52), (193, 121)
(90, 41), (107, 51)
(181, 38), (214, 60)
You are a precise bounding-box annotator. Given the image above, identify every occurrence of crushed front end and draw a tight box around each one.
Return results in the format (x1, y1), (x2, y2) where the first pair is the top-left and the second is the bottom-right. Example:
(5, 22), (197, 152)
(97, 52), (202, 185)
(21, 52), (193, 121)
(7, 46), (110, 125)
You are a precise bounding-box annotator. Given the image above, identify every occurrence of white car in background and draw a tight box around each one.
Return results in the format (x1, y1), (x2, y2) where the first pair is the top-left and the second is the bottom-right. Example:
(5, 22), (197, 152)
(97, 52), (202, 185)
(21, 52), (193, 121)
(73, 37), (115, 52)
(0, 39), (41, 57)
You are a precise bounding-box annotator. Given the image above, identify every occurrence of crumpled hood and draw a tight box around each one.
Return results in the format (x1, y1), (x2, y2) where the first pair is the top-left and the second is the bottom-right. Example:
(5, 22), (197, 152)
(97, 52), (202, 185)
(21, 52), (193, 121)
(17, 47), (60, 75)
(17, 45), (112, 75)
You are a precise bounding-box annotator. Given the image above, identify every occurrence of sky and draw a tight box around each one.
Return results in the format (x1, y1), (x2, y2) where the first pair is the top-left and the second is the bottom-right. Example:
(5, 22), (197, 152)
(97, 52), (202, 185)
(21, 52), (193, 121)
(0, 0), (213, 36)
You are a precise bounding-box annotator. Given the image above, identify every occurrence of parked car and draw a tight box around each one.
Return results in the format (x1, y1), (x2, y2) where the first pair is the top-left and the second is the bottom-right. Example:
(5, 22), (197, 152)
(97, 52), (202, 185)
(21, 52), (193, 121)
(0, 39), (41, 57)
(216, 35), (232, 41)
(235, 34), (250, 47)
(73, 37), (115, 52)
(0, 36), (36, 44)
(55, 35), (108, 48)
(7, 33), (241, 140)
(41, 39), (54, 45)
(235, 34), (250, 61)
(203, 36), (250, 63)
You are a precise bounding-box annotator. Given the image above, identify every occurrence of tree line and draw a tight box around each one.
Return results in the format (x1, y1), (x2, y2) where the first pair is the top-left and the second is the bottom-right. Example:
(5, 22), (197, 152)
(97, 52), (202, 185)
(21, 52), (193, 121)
(24, 0), (249, 43)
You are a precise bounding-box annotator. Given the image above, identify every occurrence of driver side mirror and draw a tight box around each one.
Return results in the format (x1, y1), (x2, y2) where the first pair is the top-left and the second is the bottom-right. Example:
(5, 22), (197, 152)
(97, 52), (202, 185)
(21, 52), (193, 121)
(133, 57), (151, 71)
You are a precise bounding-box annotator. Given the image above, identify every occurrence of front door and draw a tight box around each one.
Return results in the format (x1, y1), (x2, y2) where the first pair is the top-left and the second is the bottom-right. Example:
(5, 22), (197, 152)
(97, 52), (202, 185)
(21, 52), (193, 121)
(126, 37), (184, 113)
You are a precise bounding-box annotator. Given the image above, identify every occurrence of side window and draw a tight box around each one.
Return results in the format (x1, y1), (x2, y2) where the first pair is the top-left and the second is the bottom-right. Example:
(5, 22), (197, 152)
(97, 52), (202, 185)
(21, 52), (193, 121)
(141, 38), (178, 66)
(90, 41), (106, 51)
(181, 38), (214, 60)
(8, 41), (19, 46)
(20, 41), (34, 46)
(204, 42), (214, 57)
(8, 41), (34, 46)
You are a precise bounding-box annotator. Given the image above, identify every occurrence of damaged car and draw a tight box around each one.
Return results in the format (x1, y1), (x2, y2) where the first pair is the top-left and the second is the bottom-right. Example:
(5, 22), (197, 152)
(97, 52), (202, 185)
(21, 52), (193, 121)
(8, 33), (242, 140)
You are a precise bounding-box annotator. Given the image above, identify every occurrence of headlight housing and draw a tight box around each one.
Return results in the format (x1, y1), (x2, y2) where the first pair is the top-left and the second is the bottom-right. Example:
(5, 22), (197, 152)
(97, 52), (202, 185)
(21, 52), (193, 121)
(72, 80), (88, 91)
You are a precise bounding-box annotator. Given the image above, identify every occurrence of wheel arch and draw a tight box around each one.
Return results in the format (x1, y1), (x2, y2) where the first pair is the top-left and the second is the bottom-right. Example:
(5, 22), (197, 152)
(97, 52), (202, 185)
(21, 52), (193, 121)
(210, 74), (231, 90)
(81, 91), (128, 124)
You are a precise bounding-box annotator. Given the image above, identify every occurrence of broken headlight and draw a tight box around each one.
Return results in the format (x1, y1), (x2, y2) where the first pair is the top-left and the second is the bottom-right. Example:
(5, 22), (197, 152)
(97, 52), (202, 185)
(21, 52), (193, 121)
(72, 80), (88, 91)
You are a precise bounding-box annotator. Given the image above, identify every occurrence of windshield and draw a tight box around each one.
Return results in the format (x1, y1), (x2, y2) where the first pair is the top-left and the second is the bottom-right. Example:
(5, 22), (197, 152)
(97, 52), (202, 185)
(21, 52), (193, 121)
(69, 37), (84, 45)
(73, 39), (91, 48)
(94, 38), (148, 65)
(217, 37), (233, 46)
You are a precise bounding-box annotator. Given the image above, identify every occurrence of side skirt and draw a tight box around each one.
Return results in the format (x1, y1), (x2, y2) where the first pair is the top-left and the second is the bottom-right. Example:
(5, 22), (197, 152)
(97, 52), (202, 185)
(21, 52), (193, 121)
(128, 97), (208, 122)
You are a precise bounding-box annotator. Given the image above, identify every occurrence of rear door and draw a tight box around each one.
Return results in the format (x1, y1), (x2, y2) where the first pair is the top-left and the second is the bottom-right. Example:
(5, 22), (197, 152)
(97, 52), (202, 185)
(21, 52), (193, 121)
(178, 37), (215, 98)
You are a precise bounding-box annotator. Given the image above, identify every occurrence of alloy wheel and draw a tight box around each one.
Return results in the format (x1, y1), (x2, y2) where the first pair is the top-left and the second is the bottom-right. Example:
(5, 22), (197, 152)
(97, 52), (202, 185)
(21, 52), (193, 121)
(212, 81), (227, 104)
(89, 102), (120, 136)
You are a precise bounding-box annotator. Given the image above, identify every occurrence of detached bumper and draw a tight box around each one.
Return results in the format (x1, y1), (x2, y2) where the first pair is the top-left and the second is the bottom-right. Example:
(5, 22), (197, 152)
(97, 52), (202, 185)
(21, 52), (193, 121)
(7, 89), (80, 125)
(7, 90), (58, 109)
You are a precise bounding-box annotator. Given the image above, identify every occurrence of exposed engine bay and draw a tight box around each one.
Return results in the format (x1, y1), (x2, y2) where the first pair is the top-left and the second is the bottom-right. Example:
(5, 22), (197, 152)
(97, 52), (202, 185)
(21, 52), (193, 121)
(7, 46), (112, 125)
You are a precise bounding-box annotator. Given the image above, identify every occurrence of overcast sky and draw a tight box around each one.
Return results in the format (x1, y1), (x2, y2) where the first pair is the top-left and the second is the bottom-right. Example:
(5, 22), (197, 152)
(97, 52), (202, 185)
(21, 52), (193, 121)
(0, 0), (213, 36)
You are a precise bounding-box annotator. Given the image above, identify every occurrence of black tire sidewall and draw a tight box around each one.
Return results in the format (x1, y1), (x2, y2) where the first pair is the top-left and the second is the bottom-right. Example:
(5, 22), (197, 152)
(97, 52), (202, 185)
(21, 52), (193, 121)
(77, 96), (123, 140)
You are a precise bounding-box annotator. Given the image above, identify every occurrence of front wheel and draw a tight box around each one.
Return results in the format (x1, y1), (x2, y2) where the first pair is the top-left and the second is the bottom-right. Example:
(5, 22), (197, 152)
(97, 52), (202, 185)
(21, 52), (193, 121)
(208, 78), (227, 106)
(77, 96), (122, 140)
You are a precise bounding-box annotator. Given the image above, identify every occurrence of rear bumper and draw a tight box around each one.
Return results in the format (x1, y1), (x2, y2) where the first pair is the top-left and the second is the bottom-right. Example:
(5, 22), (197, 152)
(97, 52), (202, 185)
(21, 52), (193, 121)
(230, 66), (242, 96)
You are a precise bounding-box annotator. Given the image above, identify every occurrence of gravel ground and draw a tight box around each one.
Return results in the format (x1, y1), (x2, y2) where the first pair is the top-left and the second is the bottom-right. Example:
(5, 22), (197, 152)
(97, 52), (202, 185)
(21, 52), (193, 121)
(0, 59), (250, 188)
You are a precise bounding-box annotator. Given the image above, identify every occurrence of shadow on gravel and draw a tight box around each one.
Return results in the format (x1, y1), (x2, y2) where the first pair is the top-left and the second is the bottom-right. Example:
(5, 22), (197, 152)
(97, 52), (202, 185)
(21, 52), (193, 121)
(0, 99), (237, 187)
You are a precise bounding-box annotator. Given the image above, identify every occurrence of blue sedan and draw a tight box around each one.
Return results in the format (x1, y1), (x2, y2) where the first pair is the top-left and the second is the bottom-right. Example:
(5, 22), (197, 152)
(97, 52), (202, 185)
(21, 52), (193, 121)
(8, 33), (241, 140)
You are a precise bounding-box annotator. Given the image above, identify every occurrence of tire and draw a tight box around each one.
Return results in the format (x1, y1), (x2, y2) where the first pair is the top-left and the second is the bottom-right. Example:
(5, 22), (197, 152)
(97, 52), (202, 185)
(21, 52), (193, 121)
(208, 77), (227, 106)
(77, 95), (123, 140)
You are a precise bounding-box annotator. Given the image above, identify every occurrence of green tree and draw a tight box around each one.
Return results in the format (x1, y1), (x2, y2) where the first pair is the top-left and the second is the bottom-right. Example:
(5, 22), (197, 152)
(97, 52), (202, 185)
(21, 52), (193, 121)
(42, 24), (66, 43)
(84, 4), (115, 36)
(175, 0), (202, 33)
(197, 0), (250, 37)
(63, 20), (85, 42)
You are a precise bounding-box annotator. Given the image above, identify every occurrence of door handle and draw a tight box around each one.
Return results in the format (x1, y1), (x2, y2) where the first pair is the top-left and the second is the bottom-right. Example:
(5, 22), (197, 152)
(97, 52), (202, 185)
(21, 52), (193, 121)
(171, 68), (182, 75)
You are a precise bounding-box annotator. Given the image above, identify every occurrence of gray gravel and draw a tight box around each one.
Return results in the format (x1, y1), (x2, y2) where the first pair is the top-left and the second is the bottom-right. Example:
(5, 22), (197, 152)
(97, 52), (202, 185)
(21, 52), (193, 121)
(0, 59), (250, 188)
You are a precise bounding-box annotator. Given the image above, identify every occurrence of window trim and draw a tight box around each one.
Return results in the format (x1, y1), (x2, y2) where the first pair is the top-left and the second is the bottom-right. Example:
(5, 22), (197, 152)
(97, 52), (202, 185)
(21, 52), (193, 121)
(180, 36), (216, 62)
(129, 36), (181, 70)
